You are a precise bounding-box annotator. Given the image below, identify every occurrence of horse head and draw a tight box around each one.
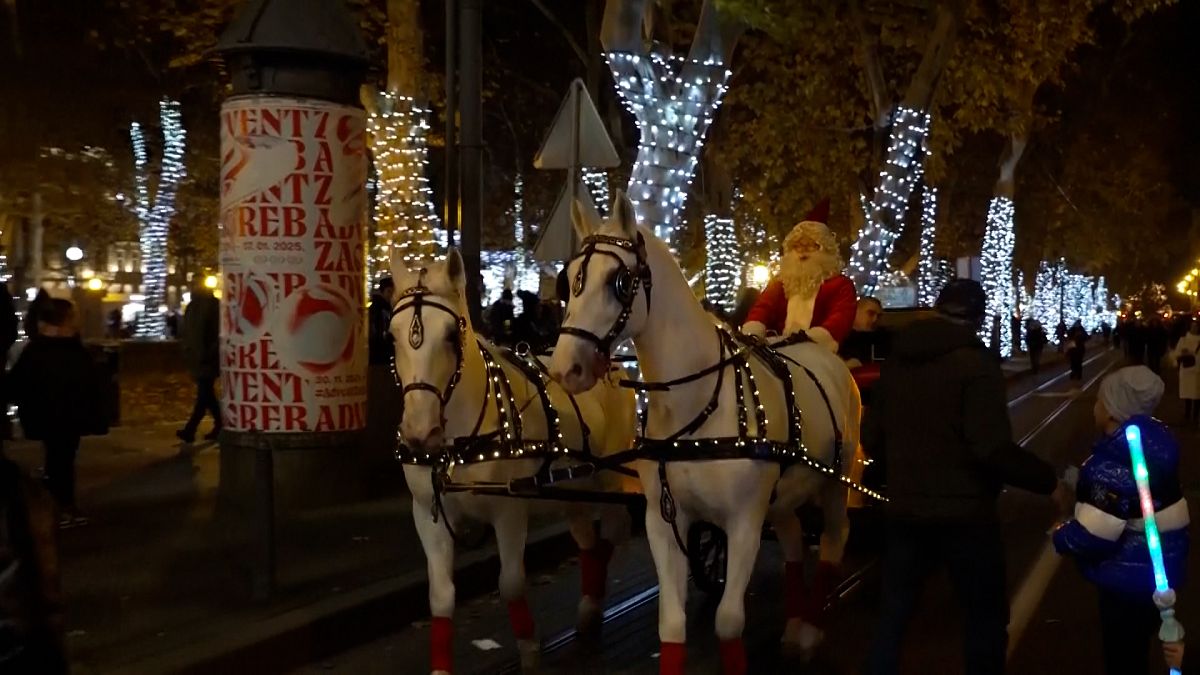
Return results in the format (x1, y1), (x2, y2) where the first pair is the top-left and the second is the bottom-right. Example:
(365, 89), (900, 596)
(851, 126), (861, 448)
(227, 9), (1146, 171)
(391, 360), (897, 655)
(550, 190), (653, 394)
(390, 248), (472, 452)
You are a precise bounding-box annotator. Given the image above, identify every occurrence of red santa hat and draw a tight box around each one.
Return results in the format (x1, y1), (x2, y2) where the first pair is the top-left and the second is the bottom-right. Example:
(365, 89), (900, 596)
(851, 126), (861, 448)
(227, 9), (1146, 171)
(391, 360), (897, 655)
(804, 197), (831, 224)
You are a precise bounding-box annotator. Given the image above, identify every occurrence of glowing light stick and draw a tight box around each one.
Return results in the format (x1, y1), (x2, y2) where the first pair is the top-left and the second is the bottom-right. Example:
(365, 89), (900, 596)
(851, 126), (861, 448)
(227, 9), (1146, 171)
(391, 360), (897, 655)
(1125, 424), (1184, 675)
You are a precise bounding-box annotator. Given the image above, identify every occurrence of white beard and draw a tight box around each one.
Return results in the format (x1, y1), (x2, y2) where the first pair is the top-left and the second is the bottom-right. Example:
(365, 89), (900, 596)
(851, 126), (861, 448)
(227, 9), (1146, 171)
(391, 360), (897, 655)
(779, 250), (839, 300)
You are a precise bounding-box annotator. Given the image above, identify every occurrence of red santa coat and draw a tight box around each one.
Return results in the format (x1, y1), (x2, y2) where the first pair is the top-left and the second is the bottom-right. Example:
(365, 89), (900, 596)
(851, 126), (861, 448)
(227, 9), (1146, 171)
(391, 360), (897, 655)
(743, 274), (857, 352)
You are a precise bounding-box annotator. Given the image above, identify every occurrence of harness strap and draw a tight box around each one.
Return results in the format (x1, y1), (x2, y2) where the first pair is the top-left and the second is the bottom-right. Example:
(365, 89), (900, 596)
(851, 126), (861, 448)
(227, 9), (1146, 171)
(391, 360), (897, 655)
(658, 461), (689, 557)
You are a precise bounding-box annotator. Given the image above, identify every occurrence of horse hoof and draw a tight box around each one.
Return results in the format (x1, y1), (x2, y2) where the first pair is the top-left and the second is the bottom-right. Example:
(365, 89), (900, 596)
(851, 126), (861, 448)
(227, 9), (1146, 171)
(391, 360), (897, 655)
(780, 619), (824, 661)
(577, 596), (604, 636)
(518, 638), (541, 672)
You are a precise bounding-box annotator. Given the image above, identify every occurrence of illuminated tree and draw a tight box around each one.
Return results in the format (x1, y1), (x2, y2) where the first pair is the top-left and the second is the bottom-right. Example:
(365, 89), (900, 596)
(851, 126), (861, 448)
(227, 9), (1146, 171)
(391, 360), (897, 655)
(601, 0), (741, 251)
(130, 98), (187, 338)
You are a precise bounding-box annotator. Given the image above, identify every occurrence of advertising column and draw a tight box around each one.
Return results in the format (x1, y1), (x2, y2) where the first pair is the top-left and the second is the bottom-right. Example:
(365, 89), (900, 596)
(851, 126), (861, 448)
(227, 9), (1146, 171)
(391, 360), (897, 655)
(214, 0), (371, 524)
(219, 99), (368, 434)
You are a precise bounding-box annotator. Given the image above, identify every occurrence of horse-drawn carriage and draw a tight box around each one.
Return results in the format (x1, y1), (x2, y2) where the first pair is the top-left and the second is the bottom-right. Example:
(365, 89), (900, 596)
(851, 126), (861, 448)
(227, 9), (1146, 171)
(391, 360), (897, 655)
(389, 193), (885, 675)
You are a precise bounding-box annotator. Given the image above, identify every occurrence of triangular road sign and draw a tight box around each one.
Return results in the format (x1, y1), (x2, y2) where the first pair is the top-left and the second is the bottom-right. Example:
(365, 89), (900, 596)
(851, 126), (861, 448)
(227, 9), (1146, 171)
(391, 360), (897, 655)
(533, 79), (620, 170)
(533, 178), (601, 262)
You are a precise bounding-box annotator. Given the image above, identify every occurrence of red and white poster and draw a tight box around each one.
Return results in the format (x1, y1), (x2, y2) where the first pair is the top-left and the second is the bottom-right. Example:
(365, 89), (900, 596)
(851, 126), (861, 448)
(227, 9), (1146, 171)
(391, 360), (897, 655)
(218, 96), (368, 433)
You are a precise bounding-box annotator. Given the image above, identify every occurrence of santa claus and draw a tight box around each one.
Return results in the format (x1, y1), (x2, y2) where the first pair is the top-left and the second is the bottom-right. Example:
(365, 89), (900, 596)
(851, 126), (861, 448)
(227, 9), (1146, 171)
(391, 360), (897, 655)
(742, 201), (857, 352)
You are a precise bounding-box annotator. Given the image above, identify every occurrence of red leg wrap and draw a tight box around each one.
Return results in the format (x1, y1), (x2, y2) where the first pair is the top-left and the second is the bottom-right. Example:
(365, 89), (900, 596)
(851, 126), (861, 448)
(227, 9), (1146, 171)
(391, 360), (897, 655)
(803, 561), (839, 626)
(719, 638), (748, 675)
(658, 641), (686, 675)
(580, 539), (614, 600)
(430, 616), (453, 673)
(507, 598), (536, 641)
(784, 560), (806, 619)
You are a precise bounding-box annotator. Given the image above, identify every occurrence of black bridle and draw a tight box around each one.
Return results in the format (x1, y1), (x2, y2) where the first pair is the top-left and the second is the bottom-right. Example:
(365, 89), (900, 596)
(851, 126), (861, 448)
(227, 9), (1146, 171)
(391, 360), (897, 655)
(390, 276), (468, 425)
(557, 232), (653, 357)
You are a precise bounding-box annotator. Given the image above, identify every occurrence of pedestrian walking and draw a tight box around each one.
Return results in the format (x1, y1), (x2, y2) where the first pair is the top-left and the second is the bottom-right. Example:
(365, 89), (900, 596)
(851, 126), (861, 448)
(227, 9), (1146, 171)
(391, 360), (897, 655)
(1068, 320), (1088, 381)
(1054, 366), (1188, 675)
(1025, 318), (1048, 375)
(177, 281), (222, 444)
(862, 280), (1070, 675)
(1147, 319), (1169, 374)
(0, 454), (67, 674)
(1173, 320), (1200, 425)
(368, 277), (396, 365)
(0, 282), (18, 441)
(8, 299), (106, 527)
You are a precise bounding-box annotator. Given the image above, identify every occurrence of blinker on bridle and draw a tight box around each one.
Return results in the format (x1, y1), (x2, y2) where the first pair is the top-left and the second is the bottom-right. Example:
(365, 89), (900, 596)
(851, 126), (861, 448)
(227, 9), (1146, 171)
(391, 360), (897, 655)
(391, 270), (468, 423)
(558, 232), (653, 357)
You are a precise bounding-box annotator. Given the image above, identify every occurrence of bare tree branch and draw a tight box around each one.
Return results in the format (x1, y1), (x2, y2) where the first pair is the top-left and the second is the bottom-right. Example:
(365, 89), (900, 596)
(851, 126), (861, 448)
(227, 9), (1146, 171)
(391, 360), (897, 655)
(527, 0), (588, 66)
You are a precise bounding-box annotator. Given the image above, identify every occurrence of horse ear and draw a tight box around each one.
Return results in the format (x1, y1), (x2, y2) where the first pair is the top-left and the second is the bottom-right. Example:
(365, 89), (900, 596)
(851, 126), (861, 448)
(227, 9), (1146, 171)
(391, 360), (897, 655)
(389, 247), (407, 286)
(445, 248), (467, 291)
(571, 197), (594, 241)
(613, 190), (637, 238)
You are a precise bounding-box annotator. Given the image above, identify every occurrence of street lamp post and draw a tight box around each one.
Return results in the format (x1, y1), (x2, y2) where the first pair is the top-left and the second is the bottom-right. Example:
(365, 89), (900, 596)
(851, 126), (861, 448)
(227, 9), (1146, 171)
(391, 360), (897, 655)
(65, 245), (83, 287)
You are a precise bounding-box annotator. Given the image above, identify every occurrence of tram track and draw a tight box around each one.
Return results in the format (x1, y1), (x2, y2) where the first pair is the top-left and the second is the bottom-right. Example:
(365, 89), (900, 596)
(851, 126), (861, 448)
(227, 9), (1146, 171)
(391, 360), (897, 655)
(489, 349), (1119, 674)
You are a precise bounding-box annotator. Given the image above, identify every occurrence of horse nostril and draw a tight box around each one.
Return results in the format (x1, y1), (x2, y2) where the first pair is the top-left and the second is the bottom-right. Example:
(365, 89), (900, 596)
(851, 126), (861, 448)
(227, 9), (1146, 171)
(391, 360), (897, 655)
(568, 363), (583, 379)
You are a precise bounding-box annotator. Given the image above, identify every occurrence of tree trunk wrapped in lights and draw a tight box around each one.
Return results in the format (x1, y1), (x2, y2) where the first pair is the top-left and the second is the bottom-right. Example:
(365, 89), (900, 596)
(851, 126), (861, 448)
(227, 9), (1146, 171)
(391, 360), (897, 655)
(916, 184), (941, 307)
(602, 0), (741, 252)
(846, 1), (960, 295)
(367, 0), (442, 279)
(979, 196), (1016, 356)
(131, 98), (186, 339)
(703, 215), (738, 312)
(1032, 259), (1064, 344)
(368, 93), (442, 276)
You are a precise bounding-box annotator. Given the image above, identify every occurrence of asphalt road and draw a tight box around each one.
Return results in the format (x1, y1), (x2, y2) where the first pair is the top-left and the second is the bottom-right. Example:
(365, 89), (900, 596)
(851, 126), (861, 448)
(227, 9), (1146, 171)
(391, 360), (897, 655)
(295, 348), (1199, 675)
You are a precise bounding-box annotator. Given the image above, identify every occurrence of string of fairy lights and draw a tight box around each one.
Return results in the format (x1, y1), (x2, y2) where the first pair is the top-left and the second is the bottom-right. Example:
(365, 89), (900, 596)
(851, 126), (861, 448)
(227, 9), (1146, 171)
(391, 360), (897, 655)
(130, 98), (186, 339)
(847, 105), (932, 295)
(1027, 258), (1118, 344)
(703, 215), (738, 312)
(368, 93), (444, 279)
(979, 197), (1016, 356)
(916, 185), (942, 306)
(606, 51), (730, 252)
(583, 169), (610, 217)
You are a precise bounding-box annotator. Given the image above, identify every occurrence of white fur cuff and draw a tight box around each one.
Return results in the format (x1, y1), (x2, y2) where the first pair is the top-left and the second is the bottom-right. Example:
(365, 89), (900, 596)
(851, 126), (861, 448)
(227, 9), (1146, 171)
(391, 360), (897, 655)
(743, 321), (767, 337)
(807, 326), (838, 353)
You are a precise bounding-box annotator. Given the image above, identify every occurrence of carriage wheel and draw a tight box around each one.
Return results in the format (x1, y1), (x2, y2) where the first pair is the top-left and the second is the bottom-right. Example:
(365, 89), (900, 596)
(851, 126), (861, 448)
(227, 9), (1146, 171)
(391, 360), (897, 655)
(687, 521), (727, 595)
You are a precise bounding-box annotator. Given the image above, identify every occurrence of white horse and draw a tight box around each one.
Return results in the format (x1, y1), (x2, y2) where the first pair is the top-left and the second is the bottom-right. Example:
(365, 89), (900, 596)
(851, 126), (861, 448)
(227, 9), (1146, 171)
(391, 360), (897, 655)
(390, 251), (637, 675)
(549, 192), (861, 675)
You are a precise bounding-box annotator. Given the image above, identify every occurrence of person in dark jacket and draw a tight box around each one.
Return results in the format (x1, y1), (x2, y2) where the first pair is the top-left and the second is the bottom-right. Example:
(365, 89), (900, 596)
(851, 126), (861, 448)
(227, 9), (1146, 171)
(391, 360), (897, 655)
(177, 283), (222, 444)
(0, 282), (18, 441)
(22, 289), (50, 341)
(368, 277), (395, 365)
(9, 299), (104, 526)
(1025, 318), (1048, 375)
(1067, 320), (1088, 381)
(1146, 319), (1170, 374)
(0, 455), (66, 674)
(1054, 366), (1187, 675)
(862, 279), (1070, 675)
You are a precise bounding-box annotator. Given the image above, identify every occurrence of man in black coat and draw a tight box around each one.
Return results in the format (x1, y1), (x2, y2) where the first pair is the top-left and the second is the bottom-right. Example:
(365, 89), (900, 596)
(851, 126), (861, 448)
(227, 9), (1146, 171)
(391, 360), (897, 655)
(862, 280), (1071, 675)
(178, 283), (222, 444)
(368, 277), (396, 365)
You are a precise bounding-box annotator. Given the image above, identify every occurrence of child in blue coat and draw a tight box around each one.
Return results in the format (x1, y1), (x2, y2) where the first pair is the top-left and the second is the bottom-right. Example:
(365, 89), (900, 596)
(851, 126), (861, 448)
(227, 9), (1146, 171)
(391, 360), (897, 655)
(1054, 365), (1188, 675)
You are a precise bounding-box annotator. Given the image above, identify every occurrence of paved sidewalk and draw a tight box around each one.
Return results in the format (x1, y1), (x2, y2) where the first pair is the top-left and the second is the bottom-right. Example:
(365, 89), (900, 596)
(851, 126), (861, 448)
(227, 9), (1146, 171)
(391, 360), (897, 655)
(1, 422), (532, 674)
